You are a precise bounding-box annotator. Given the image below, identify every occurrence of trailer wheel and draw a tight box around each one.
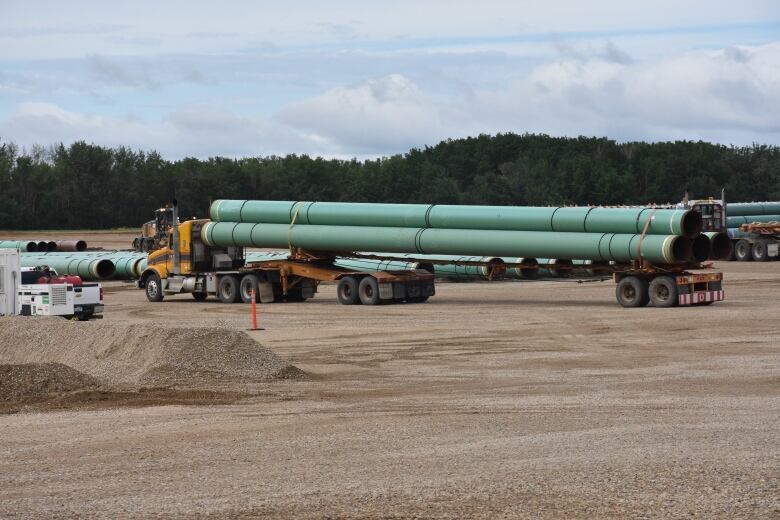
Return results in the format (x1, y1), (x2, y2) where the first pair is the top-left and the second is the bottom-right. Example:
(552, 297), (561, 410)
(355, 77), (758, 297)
(734, 239), (752, 261)
(358, 277), (381, 305)
(218, 275), (241, 304)
(616, 276), (649, 308)
(285, 289), (305, 302)
(407, 296), (429, 303)
(145, 273), (164, 302)
(337, 276), (360, 305)
(648, 276), (678, 308)
(239, 274), (260, 303)
(752, 240), (770, 262)
(192, 292), (208, 301)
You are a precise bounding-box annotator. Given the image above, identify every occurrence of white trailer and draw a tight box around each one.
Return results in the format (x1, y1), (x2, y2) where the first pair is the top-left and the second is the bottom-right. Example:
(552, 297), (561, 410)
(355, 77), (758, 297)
(0, 249), (21, 316)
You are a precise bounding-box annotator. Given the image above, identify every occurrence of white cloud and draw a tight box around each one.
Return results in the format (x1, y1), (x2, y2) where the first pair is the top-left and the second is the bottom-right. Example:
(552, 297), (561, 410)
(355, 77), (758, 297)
(277, 74), (447, 153)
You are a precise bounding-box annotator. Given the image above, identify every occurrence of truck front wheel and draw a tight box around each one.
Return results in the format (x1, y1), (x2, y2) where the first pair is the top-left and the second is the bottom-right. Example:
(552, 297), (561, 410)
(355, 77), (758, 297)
(145, 273), (164, 302)
(648, 276), (678, 307)
(616, 276), (649, 308)
(218, 275), (241, 304)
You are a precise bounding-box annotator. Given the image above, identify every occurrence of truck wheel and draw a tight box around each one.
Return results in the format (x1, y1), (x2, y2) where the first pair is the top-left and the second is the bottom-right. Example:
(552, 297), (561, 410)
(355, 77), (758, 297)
(218, 275), (240, 304)
(145, 273), (164, 302)
(240, 274), (260, 303)
(192, 292), (208, 301)
(615, 276), (649, 308)
(337, 276), (360, 305)
(407, 296), (429, 303)
(648, 276), (678, 308)
(734, 239), (752, 261)
(752, 240), (770, 262)
(358, 277), (381, 305)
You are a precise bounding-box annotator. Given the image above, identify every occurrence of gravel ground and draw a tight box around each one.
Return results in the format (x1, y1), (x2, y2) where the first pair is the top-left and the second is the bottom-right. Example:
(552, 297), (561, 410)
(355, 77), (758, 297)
(0, 363), (98, 401)
(0, 250), (778, 518)
(0, 318), (306, 387)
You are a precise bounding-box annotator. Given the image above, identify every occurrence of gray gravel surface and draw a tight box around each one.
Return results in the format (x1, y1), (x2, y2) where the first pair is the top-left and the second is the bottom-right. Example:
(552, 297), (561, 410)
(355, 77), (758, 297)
(0, 317), (306, 387)
(0, 363), (98, 401)
(0, 260), (778, 518)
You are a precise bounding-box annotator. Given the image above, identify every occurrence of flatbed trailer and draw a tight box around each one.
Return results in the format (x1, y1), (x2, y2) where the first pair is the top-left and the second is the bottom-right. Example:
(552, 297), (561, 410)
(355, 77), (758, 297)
(353, 254), (724, 308)
(731, 223), (780, 262)
(140, 253), (435, 305)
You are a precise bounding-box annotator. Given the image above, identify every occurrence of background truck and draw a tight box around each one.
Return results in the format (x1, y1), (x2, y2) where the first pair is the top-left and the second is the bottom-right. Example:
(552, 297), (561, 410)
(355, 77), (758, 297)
(137, 202), (435, 305)
(729, 224), (780, 261)
(132, 206), (177, 252)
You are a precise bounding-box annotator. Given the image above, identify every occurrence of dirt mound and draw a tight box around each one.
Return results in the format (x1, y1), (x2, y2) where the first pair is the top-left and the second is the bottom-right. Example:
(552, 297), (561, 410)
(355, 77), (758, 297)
(0, 363), (99, 401)
(0, 317), (307, 387)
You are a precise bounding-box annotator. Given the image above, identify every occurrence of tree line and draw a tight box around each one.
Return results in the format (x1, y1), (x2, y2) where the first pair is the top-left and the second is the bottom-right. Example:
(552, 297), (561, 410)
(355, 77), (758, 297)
(1, 134), (778, 230)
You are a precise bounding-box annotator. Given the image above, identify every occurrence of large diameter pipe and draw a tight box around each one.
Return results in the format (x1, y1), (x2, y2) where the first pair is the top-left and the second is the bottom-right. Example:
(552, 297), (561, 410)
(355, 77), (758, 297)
(692, 234), (712, 263)
(210, 200), (702, 238)
(21, 256), (115, 280)
(202, 222), (693, 264)
(726, 202), (780, 217)
(37, 241), (50, 252)
(704, 232), (732, 260)
(54, 240), (87, 252)
(726, 214), (780, 227)
(0, 240), (39, 252)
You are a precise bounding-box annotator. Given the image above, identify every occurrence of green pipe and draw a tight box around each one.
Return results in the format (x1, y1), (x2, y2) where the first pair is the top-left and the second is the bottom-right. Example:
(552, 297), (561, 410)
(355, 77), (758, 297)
(21, 251), (146, 279)
(21, 255), (116, 280)
(210, 200), (702, 238)
(727, 214), (780, 227)
(726, 202), (780, 217)
(0, 240), (39, 252)
(202, 222), (693, 264)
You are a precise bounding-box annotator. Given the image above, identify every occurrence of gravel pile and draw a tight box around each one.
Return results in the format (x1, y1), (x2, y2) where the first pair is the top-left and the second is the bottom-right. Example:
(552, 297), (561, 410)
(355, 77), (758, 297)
(0, 363), (99, 401)
(0, 317), (307, 387)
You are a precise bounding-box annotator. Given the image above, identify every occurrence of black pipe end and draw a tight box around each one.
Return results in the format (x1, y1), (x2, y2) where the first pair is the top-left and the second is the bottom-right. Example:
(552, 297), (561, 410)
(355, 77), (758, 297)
(692, 234), (711, 263)
(709, 233), (733, 260)
(76, 240), (87, 252)
(671, 236), (694, 262)
(94, 259), (116, 279)
(681, 210), (703, 238)
(26, 241), (38, 252)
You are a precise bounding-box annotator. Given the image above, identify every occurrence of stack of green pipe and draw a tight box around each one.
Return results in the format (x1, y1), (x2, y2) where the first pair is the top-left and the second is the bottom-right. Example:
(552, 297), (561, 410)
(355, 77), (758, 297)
(211, 200), (702, 237)
(20, 254), (116, 280)
(21, 251), (147, 279)
(726, 202), (780, 217)
(0, 240), (39, 252)
(205, 200), (701, 264)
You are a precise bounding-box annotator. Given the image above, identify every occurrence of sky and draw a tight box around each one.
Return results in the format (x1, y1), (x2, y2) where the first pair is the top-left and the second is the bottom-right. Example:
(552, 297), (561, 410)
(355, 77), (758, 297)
(0, 0), (778, 159)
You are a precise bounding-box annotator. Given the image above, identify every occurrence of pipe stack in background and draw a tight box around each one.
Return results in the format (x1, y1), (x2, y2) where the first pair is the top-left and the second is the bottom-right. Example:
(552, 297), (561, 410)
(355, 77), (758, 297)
(0, 238), (88, 252)
(725, 201), (780, 239)
(204, 199), (731, 264)
(20, 250), (146, 281)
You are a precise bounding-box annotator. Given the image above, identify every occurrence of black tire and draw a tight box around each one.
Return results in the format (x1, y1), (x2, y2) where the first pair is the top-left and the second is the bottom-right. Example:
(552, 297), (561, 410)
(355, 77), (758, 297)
(192, 292), (208, 301)
(239, 274), (260, 303)
(145, 273), (164, 302)
(648, 276), (678, 308)
(752, 240), (770, 262)
(734, 239), (752, 261)
(615, 276), (649, 308)
(218, 275), (241, 304)
(358, 277), (381, 305)
(337, 276), (360, 305)
(406, 296), (429, 303)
